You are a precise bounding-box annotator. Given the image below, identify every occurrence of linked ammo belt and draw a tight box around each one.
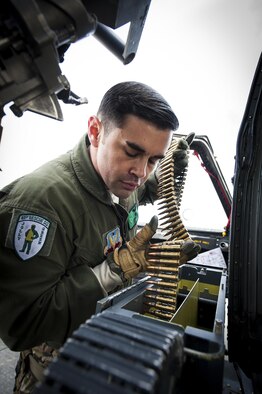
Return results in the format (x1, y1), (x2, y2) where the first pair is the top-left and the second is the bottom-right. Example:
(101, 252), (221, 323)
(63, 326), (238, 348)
(144, 134), (194, 320)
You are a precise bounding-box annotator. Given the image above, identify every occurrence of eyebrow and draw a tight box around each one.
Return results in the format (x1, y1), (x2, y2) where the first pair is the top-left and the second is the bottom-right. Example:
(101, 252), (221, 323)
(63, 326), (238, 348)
(126, 140), (165, 160)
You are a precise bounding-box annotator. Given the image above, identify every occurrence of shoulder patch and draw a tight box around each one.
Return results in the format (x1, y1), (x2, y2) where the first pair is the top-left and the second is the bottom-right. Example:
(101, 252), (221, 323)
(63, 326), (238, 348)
(5, 209), (57, 261)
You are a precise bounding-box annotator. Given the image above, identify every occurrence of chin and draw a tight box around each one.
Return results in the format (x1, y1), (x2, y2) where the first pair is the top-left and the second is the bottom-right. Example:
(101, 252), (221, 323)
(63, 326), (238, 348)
(115, 190), (133, 199)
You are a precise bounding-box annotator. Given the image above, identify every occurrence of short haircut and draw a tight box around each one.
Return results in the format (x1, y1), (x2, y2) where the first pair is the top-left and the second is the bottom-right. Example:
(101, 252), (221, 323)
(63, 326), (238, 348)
(97, 81), (179, 133)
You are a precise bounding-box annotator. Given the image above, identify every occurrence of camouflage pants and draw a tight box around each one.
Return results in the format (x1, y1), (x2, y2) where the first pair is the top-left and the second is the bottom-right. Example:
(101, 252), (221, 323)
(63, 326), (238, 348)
(13, 343), (59, 393)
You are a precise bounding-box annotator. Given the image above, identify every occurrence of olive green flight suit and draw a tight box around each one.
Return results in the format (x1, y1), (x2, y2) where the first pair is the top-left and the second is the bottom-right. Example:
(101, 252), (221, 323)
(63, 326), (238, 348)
(0, 135), (158, 392)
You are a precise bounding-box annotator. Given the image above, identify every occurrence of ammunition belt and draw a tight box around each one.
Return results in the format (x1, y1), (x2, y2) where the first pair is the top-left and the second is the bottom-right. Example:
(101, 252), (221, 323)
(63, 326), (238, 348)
(144, 135), (191, 321)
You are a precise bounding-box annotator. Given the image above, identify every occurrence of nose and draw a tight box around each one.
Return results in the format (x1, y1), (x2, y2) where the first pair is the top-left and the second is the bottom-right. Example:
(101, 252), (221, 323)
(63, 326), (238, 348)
(130, 158), (148, 179)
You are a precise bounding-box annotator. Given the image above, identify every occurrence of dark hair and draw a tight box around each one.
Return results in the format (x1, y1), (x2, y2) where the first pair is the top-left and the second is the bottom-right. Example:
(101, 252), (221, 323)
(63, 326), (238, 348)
(97, 81), (179, 132)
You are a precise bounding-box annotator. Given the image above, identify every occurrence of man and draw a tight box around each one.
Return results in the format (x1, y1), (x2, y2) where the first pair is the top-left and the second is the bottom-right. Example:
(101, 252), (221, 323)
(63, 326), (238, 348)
(0, 81), (199, 392)
(19, 224), (39, 255)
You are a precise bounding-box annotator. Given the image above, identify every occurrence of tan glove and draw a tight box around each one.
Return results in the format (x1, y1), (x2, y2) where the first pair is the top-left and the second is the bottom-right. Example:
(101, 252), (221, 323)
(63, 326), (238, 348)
(147, 238), (201, 265)
(113, 216), (158, 280)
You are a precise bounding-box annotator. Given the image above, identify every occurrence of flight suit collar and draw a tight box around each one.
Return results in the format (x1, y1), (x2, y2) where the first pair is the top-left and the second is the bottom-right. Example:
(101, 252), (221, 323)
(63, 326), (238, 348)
(71, 134), (113, 205)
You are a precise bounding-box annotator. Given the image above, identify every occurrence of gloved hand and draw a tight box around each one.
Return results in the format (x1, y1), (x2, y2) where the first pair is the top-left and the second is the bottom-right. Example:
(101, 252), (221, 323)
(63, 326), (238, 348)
(173, 132), (196, 176)
(180, 239), (201, 264)
(155, 133), (194, 181)
(113, 216), (158, 280)
(147, 238), (201, 265)
(172, 138), (189, 177)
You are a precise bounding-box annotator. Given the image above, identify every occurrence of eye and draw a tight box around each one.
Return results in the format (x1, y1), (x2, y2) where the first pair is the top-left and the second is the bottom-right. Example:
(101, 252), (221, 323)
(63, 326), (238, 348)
(125, 150), (138, 158)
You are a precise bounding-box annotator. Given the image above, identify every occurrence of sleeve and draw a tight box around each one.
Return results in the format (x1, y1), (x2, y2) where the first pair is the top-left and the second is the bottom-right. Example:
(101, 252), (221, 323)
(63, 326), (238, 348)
(0, 207), (105, 351)
(92, 260), (123, 295)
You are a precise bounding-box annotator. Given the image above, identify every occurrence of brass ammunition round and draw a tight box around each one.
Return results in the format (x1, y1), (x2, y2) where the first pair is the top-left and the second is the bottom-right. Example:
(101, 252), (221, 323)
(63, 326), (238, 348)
(160, 152), (174, 163)
(159, 209), (179, 220)
(144, 301), (176, 312)
(147, 252), (180, 258)
(164, 226), (187, 238)
(161, 217), (181, 228)
(148, 249), (180, 255)
(145, 309), (173, 321)
(175, 228), (189, 238)
(146, 287), (177, 296)
(160, 215), (180, 226)
(148, 273), (178, 280)
(157, 196), (174, 206)
(146, 265), (179, 271)
(144, 294), (177, 304)
(147, 280), (178, 288)
(149, 243), (181, 250)
(147, 258), (181, 264)
(158, 167), (174, 177)
(158, 185), (175, 193)
(157, 192), (173, 200)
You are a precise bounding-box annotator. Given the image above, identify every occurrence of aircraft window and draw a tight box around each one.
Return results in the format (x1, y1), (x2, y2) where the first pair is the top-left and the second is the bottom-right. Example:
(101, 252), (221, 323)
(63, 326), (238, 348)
(138, 151), (229, 233)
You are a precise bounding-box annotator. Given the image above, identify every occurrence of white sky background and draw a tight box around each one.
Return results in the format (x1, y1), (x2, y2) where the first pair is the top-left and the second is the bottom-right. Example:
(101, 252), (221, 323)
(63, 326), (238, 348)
(0, 0), (262, 195)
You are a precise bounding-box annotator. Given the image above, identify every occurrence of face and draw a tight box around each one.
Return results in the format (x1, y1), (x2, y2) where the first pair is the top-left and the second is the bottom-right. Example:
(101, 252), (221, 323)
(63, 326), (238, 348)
(88, 114), (173, 199)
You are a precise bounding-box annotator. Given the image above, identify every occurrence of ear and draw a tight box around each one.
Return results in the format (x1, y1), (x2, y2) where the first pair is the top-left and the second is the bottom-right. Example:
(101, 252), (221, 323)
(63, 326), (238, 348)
(87, 116), (102, 147)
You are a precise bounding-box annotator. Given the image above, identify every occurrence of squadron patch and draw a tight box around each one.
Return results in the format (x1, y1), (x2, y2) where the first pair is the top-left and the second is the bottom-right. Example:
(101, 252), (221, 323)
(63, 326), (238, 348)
(5, 209), (56, 261)
(14, 214), (50, 260)
(103, 226), (123, 256)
